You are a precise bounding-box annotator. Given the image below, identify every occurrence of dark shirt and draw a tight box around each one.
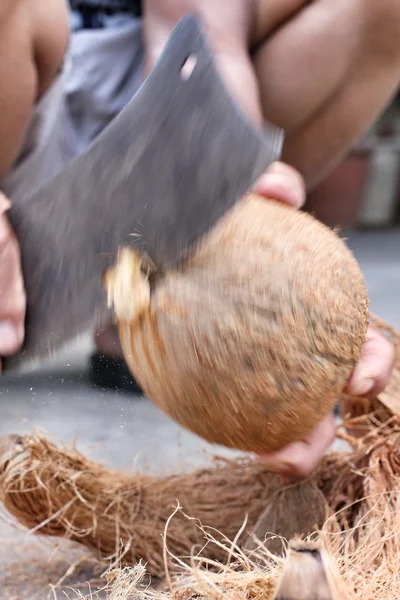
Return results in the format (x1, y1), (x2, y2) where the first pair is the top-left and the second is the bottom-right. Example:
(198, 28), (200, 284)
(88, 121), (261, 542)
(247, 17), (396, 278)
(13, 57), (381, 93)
(69, 0), (142, 29)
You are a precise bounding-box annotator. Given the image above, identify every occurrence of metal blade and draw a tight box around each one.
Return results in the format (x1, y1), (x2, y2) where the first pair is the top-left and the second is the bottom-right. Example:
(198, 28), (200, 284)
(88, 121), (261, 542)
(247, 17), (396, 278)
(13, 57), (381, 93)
(3, 13), (283, 373)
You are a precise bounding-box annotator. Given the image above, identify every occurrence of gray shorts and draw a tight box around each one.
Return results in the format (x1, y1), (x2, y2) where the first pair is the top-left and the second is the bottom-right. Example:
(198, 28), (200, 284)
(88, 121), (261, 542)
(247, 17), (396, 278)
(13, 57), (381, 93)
(1, 13), (144, 200)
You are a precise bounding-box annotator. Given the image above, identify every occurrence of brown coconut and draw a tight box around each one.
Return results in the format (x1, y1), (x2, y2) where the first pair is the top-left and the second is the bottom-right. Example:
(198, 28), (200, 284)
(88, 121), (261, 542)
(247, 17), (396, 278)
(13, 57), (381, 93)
(105, 194), (369, 453)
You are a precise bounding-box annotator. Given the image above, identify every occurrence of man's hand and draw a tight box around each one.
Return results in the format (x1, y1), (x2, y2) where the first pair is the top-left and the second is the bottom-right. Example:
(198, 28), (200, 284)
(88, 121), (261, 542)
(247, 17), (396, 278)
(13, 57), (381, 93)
(0, 192), (25, 370)
(252, 164), (395, 479)
(258, 332), (395, 479)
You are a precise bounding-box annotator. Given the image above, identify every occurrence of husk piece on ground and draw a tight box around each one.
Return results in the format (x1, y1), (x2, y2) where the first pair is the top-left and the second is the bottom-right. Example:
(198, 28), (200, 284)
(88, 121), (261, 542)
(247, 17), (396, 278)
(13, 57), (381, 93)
(2, 410), (400, 599)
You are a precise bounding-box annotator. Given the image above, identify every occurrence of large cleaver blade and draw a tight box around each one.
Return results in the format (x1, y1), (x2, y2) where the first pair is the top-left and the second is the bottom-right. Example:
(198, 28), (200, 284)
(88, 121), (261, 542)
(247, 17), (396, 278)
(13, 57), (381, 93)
(3, 13), (283, 374)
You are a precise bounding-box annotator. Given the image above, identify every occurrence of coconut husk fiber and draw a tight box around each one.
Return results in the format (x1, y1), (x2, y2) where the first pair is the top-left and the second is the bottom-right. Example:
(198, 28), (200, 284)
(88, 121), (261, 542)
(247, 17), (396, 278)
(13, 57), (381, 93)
(105, 193), (369, 455)
(70, 540), (350, 600)
(90, 535), (358, 600)
(3, 413), (400, 600)
(2, 316), (400, 600)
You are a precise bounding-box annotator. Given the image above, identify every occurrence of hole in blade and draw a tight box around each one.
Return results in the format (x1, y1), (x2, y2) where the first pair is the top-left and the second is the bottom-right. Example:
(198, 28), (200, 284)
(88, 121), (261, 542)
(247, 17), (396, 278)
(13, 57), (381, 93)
(180, 54), (198, 80)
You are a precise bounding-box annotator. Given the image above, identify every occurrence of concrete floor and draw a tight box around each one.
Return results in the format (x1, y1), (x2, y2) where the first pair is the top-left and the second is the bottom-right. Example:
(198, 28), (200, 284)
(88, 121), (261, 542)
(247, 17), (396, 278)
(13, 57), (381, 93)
(0, 227), (399, 598)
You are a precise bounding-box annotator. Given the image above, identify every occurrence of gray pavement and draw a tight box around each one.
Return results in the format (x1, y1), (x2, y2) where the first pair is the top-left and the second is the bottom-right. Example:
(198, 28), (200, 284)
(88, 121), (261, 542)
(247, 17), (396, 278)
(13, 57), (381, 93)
(0, 227), (399, 598)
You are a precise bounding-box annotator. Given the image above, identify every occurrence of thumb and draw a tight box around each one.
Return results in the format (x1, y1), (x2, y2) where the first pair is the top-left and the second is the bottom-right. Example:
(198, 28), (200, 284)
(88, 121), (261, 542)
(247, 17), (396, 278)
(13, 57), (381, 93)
(345, 325), (395, 398)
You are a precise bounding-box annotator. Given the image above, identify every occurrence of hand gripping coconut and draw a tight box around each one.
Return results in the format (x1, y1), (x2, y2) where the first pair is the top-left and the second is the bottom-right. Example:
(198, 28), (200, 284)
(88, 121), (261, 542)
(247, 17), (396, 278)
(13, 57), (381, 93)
(105, 195), (369, 454)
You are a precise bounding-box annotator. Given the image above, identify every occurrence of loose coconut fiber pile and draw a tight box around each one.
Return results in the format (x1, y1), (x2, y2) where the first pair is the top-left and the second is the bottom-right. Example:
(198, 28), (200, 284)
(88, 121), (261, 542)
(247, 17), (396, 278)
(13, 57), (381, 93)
(1, 318), (400, 599)
(1, 414), (400, 599)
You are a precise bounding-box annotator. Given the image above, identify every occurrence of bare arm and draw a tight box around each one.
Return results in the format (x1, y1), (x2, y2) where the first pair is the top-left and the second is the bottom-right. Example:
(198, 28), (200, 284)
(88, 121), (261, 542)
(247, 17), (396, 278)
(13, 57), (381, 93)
(0, 0), (68, 365)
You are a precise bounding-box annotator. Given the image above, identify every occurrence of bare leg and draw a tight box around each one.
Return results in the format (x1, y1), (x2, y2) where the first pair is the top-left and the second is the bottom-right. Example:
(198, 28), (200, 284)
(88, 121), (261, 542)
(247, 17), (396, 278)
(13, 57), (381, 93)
(253, 0), (400, 187)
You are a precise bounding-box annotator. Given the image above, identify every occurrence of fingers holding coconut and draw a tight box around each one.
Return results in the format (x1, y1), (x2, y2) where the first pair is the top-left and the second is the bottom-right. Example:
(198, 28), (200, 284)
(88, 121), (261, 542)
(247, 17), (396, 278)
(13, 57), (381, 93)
(257, 326), (395, 479)
(258, 412), (336, 479)
(250, 163), (393, 477)
(346, 325), (395, 398)
(252, 161), (306, 209)
(0, 192), (25, 363)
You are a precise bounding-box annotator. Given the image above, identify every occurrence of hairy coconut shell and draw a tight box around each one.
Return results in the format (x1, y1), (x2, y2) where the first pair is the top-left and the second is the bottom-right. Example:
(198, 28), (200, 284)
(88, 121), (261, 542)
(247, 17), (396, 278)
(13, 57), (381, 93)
(106, 195), (369, 454)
